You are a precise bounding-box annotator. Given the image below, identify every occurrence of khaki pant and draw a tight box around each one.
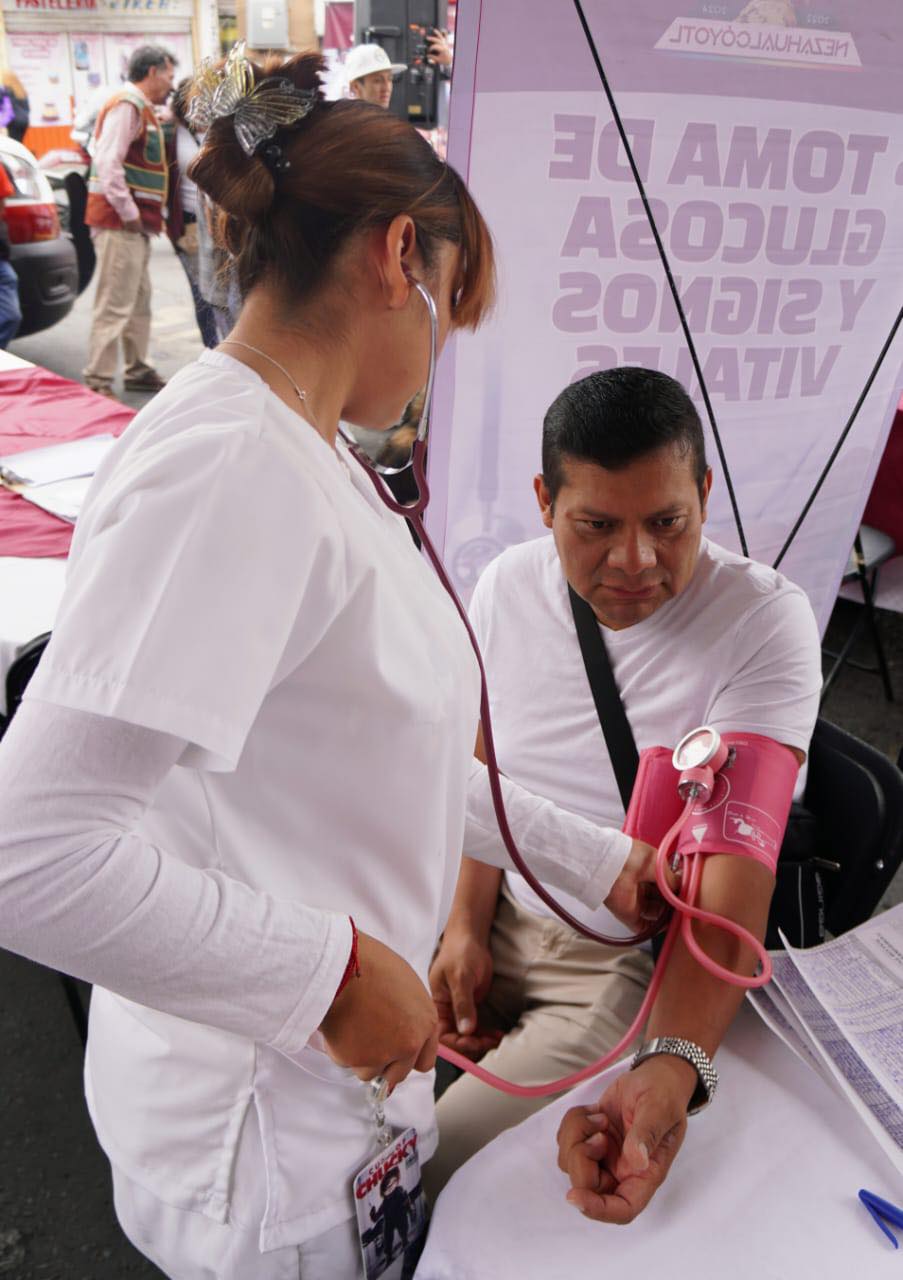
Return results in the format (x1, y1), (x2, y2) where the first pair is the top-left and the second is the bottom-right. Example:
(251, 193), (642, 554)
(84, 228), (154, 389)
(425, 882), (654, 1199)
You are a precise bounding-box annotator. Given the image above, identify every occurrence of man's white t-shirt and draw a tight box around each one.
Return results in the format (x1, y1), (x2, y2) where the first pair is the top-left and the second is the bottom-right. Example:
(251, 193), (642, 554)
(468, 534), (823, 937)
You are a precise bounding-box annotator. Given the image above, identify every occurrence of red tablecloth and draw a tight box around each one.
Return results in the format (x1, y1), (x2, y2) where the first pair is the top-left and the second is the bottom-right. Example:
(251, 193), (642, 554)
(0, 366), (134, 557)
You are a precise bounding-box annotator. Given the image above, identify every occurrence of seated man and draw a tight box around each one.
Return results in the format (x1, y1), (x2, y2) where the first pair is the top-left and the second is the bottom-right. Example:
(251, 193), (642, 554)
(427, 367), (822, 1219)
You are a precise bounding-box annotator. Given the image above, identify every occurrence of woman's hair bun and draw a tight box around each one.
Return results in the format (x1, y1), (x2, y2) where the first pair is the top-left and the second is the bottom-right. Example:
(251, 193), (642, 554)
(187, 50), (326, 224)
(189, 118), (275, 222)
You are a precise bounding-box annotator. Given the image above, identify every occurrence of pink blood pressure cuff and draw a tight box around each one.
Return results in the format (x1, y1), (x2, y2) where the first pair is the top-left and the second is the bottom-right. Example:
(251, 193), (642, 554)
(623, 747), (684, 846)
(623, 733), (800, 876)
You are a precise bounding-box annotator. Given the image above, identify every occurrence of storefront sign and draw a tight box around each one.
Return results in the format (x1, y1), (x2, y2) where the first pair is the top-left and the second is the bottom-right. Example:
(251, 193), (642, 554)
(7, 31), (73, 124)
(68, 30), (105, 112)
(4, 0), (194, 14)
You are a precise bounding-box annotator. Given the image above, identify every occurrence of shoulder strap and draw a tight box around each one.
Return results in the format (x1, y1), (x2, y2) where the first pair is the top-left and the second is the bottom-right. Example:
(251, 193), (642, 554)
(567, 584), (639, 811)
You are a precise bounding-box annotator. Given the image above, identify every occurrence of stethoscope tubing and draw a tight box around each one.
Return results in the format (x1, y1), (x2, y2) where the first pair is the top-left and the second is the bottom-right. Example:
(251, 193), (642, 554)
(437, 799), (772, 1099)
(344, 280), (772, 1097)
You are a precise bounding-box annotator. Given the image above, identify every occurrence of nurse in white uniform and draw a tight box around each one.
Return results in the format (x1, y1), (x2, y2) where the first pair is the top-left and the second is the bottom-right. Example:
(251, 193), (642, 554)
(0, 49), (659, 1279)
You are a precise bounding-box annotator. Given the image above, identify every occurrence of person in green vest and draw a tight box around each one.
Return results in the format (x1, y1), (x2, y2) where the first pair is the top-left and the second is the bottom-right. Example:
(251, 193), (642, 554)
(84, 45), (175, 399)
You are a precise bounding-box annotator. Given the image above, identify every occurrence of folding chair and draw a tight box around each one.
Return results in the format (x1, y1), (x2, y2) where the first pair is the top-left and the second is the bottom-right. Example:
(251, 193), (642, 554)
(1, 631), (51, 738)
(2, 632), (88, 1047)
(821, 526), (896, 706)
(805, 717), (903, 936)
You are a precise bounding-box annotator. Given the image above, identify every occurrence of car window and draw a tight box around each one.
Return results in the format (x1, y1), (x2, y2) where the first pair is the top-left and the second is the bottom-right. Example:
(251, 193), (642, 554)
(0, 154), (43, 200)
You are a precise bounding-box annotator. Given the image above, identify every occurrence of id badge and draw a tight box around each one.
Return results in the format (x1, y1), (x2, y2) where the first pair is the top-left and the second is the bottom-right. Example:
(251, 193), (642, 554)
(354, 1111), (427, 1280)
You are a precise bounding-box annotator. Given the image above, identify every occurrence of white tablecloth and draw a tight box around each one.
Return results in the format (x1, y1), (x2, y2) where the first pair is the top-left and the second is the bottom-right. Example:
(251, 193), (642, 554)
(416, 1004), (903, 1279)
(0, 350), (34, 374)
(0, 556), (67, 715)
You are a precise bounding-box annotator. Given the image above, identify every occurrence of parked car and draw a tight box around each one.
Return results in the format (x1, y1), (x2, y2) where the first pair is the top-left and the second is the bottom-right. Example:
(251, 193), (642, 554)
(0, 135), (78, 338)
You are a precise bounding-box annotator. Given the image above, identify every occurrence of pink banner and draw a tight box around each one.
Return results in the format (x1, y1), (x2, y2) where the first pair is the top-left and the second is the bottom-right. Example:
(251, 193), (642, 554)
(429, 0), (903, 630)
(324, 2), (354, 52)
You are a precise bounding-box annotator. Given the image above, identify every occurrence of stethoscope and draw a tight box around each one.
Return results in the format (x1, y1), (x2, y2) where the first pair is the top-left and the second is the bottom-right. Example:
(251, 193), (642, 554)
(338, 282), (772, 1098)
(340, 280), (663, 950)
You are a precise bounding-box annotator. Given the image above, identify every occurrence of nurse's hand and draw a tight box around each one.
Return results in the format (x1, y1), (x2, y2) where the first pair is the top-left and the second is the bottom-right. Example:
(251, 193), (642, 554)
(319, 930), (439, 1093)
(604, 839), (670, 932)
(429, 929), (503, 1059)
(556, 1056), (691, 1223)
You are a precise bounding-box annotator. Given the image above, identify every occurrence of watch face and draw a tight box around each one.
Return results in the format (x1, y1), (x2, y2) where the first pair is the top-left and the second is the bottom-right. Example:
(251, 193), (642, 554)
(673, 726), (721, 770)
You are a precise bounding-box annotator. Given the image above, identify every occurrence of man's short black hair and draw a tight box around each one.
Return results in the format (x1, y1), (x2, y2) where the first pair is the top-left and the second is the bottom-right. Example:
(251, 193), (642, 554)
(541, 368), (707, 503)
(127, 45), (176, 85)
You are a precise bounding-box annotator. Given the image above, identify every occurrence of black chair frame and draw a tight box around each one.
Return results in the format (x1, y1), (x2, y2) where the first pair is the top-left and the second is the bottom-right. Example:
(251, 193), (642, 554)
(805, 717), (903, 936)
(2, 632), (89, 1045)
(822, 531), (895, 705)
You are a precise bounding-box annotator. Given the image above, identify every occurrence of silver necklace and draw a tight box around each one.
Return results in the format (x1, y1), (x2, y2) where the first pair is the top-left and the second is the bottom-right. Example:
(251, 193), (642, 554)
(220, 338), (314, 419)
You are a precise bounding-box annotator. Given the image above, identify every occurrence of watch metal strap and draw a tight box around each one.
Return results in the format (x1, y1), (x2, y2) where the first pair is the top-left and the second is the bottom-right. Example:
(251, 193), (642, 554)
(631, 1036), (718, 1115)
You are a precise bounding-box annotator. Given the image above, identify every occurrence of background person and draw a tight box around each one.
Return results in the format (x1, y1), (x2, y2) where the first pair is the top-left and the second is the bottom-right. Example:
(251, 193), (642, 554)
(195, 185), (241, 341)
(345, 43), (407, 108)
(427, 368), (822, 1219)
(425, 28), (453, 135)
(0, 161), (22, 346)
(0, 52), (660, 1278)
(165, 77), (218, 348)
(83, 44), (175, 398)
(426, 28), (453, 69)
(1, 71), (29, 145)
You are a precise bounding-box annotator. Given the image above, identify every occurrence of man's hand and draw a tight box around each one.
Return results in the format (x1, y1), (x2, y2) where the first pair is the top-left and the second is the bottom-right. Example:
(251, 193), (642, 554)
(604, 838), (670, 932)
(556, 1056), (693, 1223)
(122, 217), (143, 234)
(319, 930), (439, 1092)
(427, 28), (453, 67)
(429, 927), (502, 1059)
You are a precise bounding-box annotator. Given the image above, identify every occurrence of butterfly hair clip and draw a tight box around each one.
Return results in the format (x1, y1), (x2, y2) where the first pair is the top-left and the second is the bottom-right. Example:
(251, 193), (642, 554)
(188, 41), (317, 163)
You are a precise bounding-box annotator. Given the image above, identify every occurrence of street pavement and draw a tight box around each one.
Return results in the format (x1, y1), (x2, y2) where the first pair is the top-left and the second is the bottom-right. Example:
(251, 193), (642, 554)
(1, 241), (902, 1277)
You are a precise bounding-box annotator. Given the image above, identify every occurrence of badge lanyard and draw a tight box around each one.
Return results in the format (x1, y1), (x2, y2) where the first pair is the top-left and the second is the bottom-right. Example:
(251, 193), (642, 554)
(353, 1078), (428, 1280)
(367, 1076), (393, 1152)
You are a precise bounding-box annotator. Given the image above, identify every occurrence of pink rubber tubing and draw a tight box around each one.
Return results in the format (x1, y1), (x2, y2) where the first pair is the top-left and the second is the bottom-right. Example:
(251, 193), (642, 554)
(437, 798), (773, 1098)
(347, 442), (775, 1101)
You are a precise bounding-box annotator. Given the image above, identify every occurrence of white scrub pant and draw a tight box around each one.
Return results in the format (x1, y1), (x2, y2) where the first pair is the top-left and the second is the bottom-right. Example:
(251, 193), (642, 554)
(112, 1105), (364, 1279)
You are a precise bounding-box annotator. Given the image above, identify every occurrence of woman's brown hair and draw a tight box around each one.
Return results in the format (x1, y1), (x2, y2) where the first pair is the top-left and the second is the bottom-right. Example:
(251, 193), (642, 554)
(189, 52), (494, 330)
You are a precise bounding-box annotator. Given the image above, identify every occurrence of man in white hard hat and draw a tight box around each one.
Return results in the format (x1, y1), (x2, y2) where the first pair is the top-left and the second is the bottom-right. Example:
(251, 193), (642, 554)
(345, 43), (406, 109)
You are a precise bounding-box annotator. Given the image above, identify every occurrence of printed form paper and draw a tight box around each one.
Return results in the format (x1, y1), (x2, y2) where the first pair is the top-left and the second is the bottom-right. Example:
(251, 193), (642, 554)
(751, 904), (903, 1177)
(784, 909), (903, 1103)
(0, 435), (114, 488)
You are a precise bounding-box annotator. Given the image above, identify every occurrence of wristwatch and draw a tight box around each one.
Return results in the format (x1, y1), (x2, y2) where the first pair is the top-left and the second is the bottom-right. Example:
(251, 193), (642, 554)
(630, 1037), (719, 1115)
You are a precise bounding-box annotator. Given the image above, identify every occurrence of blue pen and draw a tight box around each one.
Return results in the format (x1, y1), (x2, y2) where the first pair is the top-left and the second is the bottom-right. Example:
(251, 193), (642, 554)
(858, 1188), (903, 1249)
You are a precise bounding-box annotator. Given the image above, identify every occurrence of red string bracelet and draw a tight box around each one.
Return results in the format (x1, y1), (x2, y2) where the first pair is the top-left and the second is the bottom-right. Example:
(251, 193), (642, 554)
(335, 917), (361, 998)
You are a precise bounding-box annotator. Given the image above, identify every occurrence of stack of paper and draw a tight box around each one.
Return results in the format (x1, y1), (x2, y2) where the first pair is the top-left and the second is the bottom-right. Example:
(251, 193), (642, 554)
(749, 904), (903, 1176)
(0, 434), (115, 523)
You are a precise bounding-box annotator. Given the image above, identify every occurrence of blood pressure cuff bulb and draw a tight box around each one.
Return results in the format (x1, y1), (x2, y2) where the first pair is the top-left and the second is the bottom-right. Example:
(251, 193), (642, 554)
(624, 733), (800, 876)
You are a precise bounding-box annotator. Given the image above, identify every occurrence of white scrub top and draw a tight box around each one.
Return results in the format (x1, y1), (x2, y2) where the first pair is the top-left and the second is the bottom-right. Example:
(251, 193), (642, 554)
(27, 350), (481, 1250)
